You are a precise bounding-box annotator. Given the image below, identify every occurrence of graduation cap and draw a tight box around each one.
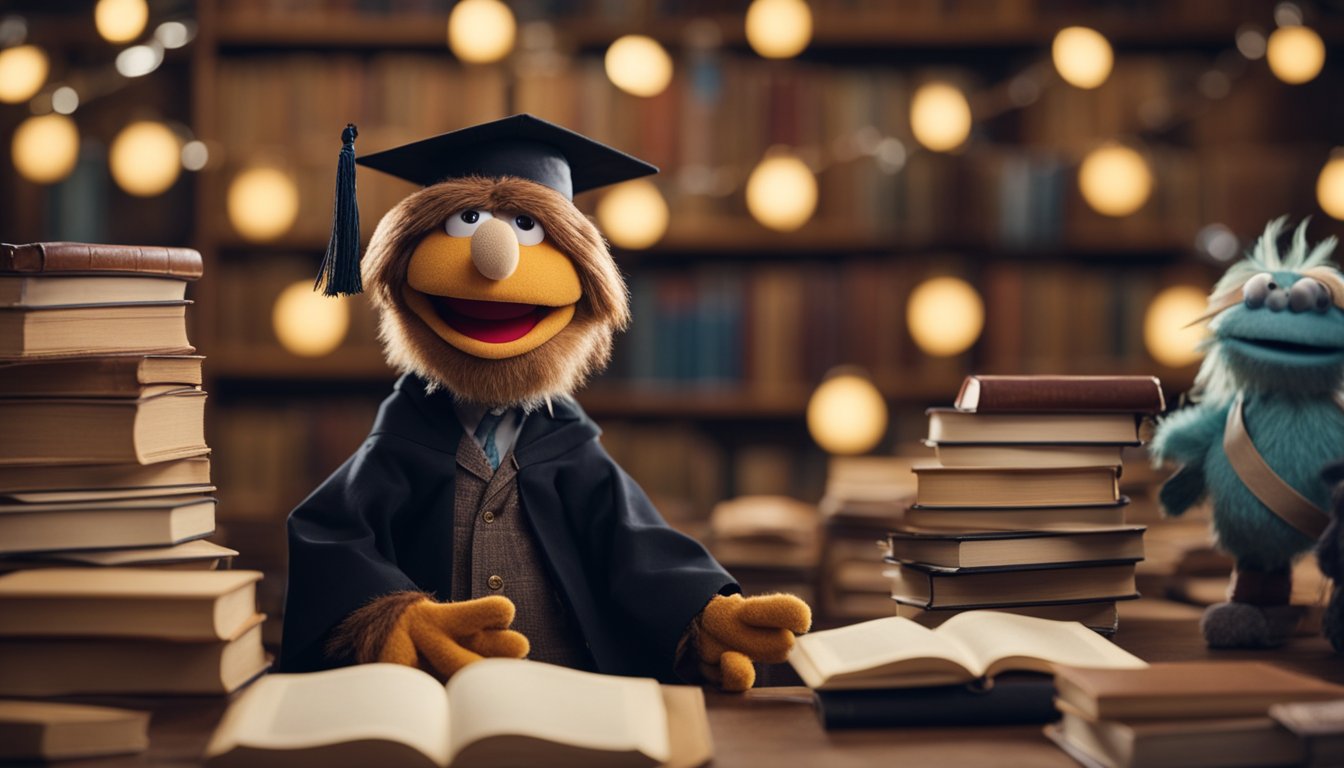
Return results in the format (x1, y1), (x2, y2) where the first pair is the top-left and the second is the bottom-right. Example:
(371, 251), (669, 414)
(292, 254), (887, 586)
(316, 114), (658, 297)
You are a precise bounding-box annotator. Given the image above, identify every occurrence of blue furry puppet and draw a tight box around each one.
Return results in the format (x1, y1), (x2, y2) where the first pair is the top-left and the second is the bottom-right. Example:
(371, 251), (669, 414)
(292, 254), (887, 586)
(1152, 218), (1344, 648)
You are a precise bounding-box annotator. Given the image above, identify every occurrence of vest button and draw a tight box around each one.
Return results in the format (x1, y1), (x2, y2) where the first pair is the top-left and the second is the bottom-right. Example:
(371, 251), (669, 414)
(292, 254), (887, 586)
(483, 510), (496, 524)
(487, 575), (504, 590)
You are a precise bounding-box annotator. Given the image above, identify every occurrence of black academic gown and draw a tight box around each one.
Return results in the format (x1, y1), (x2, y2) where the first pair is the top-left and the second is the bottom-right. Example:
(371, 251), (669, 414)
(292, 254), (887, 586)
(280, 373), (740, 681)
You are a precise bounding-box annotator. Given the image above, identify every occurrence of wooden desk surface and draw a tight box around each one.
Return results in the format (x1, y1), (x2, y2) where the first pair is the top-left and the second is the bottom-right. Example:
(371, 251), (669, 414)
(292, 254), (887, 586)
(44, 599), (1344, 768)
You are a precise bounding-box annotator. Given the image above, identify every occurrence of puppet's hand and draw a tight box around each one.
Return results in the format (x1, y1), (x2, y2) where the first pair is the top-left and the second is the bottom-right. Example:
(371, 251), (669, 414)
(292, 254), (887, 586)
(378, 596), (530, 679)
(694, 594), (812, 693)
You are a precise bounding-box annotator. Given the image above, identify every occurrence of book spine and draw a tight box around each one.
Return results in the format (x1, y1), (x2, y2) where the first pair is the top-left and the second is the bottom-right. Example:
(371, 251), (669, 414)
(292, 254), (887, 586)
(0, 243), (204, 279)
(815, 679), (1058, 729)
(960, 377), (1165, 413)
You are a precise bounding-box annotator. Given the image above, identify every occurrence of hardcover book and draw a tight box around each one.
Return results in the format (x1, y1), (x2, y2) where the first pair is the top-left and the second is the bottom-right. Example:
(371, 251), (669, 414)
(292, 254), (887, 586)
(955, 375), (1165, 414)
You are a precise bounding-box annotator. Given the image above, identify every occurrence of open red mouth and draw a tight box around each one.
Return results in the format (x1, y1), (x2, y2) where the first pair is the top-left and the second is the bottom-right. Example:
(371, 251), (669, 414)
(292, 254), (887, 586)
(430, 296), (550, 343)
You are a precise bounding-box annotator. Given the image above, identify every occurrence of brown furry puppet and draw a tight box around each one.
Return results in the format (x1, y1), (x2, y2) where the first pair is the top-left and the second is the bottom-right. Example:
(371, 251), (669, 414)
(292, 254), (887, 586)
(279, 115), (811, 691)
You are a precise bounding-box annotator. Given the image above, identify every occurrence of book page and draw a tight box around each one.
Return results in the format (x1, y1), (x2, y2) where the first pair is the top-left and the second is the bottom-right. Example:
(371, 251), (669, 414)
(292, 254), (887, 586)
(938, 612), (1147, 678)
(444, 659), (666, 768)
(788, 617), (979, 688)
(205, 664), (450, 767)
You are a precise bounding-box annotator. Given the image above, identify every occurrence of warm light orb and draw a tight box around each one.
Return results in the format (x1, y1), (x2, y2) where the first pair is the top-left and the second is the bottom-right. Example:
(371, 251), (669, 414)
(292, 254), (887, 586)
(745, 154), (817, 232)
(95, 0), (149, 43)
(907, 277), (984, 357)
(227, 167), (301, 242)
(909, 82), (972, 152)
(273, 280), (350, 357)
(0, 45), (49, 104)
(1051, 26), (1113, 89)
(447, 0), (516, 64)
(745, 0), (813, 59)
(597, 179), (669, 249)
(1144, 285), (1209, 367)
(1266, 25), (1325, 84)
(604, 35), (673, 97)
(1078, 144), (1153, 217)
(807, 371), (889, 455)
(1318, 154), (1344, 221)
(11, 114), (79, 184)
(109, 121), (181, 197)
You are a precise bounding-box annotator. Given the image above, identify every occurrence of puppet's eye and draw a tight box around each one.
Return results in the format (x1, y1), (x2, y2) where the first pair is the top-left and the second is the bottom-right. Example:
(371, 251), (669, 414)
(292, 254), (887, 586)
(1290, 277), (1332, 314)
(445, 209), (493, 237)
(1243, 273), (1274, 308)
(508, 213), (545, 246)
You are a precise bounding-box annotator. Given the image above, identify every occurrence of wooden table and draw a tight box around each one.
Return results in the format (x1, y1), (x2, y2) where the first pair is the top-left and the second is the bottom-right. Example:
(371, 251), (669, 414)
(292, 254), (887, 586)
(46, 599), (1344, 768)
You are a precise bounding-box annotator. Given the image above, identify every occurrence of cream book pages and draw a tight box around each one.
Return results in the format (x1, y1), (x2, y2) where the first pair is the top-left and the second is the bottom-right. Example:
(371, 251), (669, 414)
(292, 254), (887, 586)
(790, 612), (1147, 690)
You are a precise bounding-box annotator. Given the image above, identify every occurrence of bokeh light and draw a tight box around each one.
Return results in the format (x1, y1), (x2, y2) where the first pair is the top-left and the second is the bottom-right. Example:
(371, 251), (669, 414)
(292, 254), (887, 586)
(1144, 285), (1209, 367)
(1078, 144), (1153, 217)
(95, 0), (149, 44)
(1266, 25), (1325, 84)
(273, 280), (350, 357)
(447, 0), (516, 64)
(597, 179), (670, 249)
(605, 35), (673, 97)
(1318, 153), (1344, 221)
(745, 0), (813, 59)
(1051, 26), (1113, 89)
(807, 370), (889, 455)
(228, 167), (301, 242)
(12, 114), (79, 184)
(0, 45), (48, 104)
(910, 82), (972, 152)
(109, 121), (181, 197)
(745, 154), (817, 232)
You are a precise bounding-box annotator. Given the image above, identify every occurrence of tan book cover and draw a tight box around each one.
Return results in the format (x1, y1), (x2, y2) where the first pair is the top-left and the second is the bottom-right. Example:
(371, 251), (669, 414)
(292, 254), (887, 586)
(0, 303), (192, 359)
(0, 494), (216, 554)
(0, 456), (211, 495)
(913, 465), (1120, 508)
(926, 409), (1141, 445)
(0, 539), (236, 571)
(0, 274), (189, 307)
(0, 700), (149, 761)
(0, 390), (208, 465)
(904, 501), (1130, 531)
(887, 525), (1145, 569)
(895, 601), (1121, 633)
(0, 567), (260, 640)
(204, 659), (713, 768)
(1047, 707), (1302, 768)
(888, 561), (1138, 609)
(0, 355), (203, 397)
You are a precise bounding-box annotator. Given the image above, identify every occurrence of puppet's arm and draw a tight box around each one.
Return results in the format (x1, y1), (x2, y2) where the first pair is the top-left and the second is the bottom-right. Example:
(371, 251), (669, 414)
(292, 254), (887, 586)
(1151, 404), (1224, 517)
(692, 594), (811, 692)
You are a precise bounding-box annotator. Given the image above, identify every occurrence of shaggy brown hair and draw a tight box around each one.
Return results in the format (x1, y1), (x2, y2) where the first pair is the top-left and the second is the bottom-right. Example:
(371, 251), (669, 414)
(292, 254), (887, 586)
(361, 176), (630, 408)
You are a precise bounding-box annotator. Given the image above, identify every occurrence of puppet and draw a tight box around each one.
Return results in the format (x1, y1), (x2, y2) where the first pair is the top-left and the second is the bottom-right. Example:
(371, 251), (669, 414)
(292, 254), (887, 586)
(280, 115), (811, 691)
(1152, 218), (1344, 648)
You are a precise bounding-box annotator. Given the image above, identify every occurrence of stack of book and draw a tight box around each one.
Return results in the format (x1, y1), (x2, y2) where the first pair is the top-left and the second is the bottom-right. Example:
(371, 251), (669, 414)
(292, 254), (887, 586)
(0, 242), (265, 702)
(1047, 661), (1344, 768)
(888, 375), (1166, 633)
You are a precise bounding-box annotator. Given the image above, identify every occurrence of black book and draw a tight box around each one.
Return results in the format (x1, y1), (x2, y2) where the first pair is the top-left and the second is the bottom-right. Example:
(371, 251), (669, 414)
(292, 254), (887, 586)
(814, 673), (1058, 729)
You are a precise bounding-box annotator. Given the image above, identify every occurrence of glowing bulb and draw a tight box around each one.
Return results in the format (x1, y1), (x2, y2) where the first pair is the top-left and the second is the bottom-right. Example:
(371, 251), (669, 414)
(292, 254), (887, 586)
(745, 154), (817, 232)
(906, 277), (984, 357)
(605, 35), (673, 98)
(95, 0), (149, 43)
(1144, 285), (1208, 367)
(448, 0), (516, 64)
(909, 82), (972, 152)
(0, 45), (48, 104)
(745, 0), (812, 59)
(1051, 26), (1113, 89)
(11, 114), (79, 184)
(1319, 154), (1344, 221)
(597, 179), (669, 249)
(115, 43), (163, 77)
(228, 167), (300, 242)
(1078, 144), (1153, 217)
(1266, 25), (1325, 84)
(181, 140), (209, 172)
(51, 86), (79, 115)
(273, 280), (350, 357)
(108, 121), (180, 197)
(807, 371), (888, 455)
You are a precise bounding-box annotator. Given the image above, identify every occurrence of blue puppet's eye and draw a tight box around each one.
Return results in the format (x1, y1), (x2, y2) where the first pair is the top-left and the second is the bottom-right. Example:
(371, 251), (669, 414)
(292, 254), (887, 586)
(1243, 273), (1274, 309)
(1289, 278), (1332, 314)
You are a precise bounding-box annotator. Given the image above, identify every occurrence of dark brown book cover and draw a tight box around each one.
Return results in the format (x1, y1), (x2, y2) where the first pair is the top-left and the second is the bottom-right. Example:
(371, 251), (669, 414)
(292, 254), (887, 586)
(1, 243), (203, 280)
(955, 375), (1166, 414)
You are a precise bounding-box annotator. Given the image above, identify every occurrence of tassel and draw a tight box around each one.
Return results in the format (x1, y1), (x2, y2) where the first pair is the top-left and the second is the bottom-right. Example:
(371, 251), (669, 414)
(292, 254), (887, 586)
(315, 123), (362, 296)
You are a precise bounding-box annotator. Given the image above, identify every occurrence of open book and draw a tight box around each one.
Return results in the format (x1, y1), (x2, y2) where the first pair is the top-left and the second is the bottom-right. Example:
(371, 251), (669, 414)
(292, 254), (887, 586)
(789, 612), (1147, 690)
(204, 659), (712, 768)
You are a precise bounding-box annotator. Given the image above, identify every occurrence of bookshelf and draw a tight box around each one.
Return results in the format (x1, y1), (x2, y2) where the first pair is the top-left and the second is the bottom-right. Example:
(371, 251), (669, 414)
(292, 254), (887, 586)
(184, 0), (1344, 619)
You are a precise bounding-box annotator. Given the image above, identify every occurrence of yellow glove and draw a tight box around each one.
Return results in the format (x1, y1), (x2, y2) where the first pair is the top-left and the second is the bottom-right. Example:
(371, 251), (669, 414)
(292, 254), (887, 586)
(379, 595), (530, 679)
(694, 593), (812, 692)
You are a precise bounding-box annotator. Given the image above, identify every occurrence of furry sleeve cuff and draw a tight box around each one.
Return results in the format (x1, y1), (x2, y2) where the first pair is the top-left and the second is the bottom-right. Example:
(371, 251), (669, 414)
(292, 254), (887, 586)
(325, 590), (430, 664)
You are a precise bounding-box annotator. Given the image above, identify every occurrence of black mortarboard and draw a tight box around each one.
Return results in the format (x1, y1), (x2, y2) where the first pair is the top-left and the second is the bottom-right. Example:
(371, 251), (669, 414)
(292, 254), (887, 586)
(316, 114), (657, 297)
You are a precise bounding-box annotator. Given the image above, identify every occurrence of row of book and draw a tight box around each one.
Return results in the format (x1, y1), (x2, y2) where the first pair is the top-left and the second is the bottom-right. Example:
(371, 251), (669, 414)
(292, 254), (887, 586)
(0, 242), (267, 759)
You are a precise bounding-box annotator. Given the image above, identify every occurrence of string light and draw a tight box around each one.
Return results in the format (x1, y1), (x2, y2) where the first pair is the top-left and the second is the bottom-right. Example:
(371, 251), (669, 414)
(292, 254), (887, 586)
(807, 370), (888, 455)
(605, 35), (673, 97)
(228, 167), (301, 242)
(745, 0), (813, 60)
(1145, 285), (1208, 367)
(273, 280), (349, 357)
(181, 140), (209, 172)
(907, 277), (984, 357)
(109, 121), (180, 196)
(115, 43), (163, 78)
(154, 20), (194, 49)
(11, 114), (79, 184)
(1318, 153), (1344, 221)
(597, 179), (670, 249)
(745, 153), (817, 232)
(0, 44), (48, 103)
(1266, 24), (1325, 84)
(448, 0), (516, 64)
(1078, 143), (1152, 217)
(94, 0), (149, 44)
(1051, 26), (1113, 89)
(50, 86), (79, 115)
(909, 82), (972, 152)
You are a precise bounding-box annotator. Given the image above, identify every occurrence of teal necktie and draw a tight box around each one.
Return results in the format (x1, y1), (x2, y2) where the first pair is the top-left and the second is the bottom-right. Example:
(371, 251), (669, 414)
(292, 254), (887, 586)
(474, 409), (506, 470)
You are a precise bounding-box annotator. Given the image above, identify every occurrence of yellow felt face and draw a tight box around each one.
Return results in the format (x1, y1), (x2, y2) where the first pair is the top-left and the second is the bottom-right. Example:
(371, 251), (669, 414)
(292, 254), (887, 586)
(404, 224), (583, 360)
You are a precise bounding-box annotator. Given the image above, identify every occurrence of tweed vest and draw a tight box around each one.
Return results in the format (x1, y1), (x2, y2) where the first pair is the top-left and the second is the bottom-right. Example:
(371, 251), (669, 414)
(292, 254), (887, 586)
(450, 431), (594, 670)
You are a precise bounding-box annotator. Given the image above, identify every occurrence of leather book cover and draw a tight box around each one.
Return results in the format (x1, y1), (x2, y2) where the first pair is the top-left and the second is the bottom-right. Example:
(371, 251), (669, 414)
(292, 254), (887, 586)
(1, 243), (203, 280)
(955, 375), (1166, 414)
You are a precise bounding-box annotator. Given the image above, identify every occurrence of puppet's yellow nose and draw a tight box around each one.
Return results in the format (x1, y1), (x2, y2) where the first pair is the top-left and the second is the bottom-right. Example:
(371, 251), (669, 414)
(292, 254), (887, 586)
(471, 218), (519, 281)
